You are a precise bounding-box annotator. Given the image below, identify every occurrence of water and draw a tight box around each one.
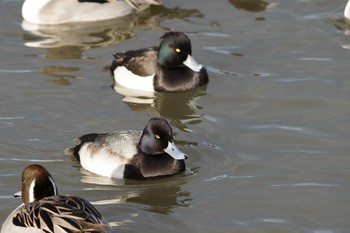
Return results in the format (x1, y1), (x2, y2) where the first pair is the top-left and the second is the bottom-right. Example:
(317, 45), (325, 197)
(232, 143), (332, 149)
(1, 0), (350, 232)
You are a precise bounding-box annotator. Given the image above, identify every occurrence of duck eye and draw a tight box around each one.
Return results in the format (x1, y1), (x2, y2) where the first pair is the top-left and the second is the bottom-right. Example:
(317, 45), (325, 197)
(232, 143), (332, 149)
(175, 48), (181, 53)
(155, 135), (161, 139)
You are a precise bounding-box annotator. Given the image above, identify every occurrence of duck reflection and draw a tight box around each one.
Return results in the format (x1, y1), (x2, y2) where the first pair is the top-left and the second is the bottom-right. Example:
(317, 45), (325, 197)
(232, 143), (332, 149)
(123, 179), (191, 214)
(334, 18), (350, 49)
(22, 5), (203, 50)
(21, 5), (203, 85)
(39, 65), (81, 85)
(80, 169), (191, 215)
(114, 84), (207, 132)
(229, 0), (269, 12)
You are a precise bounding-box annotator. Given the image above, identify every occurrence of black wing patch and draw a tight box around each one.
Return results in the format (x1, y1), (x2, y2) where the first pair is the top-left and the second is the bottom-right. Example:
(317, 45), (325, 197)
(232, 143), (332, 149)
(78, 0), (109, 3)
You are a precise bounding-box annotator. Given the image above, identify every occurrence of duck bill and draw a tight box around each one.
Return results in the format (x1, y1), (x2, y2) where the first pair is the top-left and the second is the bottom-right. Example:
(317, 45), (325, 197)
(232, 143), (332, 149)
(164, 141), (188, 160)
(14, 191), (22, 198)
(183, 54), (203, 72)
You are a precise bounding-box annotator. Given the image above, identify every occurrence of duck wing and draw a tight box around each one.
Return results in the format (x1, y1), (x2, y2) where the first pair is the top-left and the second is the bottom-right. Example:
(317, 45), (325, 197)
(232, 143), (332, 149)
(77, 0), (109, 3)
(65, 130), (142, 177)
(124, 0), (162, 10)
(66, 130), (141, 159)
(111, 46), (158, 77)
(12, 195), (109, 233)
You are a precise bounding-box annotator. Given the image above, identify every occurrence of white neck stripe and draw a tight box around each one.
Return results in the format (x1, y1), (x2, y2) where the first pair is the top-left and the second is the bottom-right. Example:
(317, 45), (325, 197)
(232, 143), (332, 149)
(49, 176), (58, 195)
(28, 179), (36, 202)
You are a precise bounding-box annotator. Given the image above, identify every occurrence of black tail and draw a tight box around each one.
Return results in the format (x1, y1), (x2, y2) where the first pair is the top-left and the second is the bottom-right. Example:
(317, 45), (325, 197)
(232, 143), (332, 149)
(110, 52), (127, 75)
(64, 133), (106, 162)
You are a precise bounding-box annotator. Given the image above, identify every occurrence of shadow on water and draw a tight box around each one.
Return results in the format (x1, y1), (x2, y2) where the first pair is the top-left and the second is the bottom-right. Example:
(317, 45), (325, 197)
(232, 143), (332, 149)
(122, 178), (191, 214)
(79, 168), (191, 215)
(228, 0), (269, 12)
(21, 5), (203, 85)
(114, 84), (207, 133)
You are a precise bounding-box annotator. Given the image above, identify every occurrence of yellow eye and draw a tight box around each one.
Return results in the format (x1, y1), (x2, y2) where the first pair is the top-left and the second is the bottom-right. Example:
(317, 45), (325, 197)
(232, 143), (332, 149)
(175, 48), (181, 53)
(155, 135), (160, 139)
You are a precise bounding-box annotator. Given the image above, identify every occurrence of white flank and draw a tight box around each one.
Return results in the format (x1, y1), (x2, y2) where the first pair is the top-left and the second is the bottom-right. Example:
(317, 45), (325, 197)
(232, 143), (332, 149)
(21, 0), (47, 25)
(79, 144), (127, 178)
(113, 66), (155, 92)
(346, 0), (350, 19)
(21, 0), (135, 25)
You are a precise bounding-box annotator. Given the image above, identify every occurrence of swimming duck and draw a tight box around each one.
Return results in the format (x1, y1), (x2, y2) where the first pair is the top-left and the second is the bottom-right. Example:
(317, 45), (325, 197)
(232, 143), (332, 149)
(22, 0), (162, 25)
(345, 0), (350, 19)
(1, 164), (109, 233)
(110, 31), (208, 92)
(64, 117), (188, 179)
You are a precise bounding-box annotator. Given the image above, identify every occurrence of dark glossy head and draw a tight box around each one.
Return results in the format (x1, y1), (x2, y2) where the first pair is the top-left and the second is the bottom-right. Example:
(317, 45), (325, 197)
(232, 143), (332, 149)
(157, 32), (193, 69)
(20, 164), (58, 204)
(138, 117), (188, 160)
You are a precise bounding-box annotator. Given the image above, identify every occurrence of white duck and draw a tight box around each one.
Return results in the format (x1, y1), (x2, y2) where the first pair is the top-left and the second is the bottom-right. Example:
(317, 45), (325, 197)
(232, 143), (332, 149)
(22, 0), (162, 25)
(345, 0), (350, 19)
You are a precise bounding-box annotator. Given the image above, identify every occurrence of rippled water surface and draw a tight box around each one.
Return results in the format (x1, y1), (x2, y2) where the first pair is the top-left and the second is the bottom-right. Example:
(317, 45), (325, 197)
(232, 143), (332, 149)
(1, 0), (350, 232)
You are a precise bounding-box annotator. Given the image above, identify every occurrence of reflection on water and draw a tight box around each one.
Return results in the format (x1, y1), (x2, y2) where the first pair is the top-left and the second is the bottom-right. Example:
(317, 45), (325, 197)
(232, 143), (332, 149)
(229, 0), (269, 12)
(333, 17), (350, 49)
(39, 64), (82, 85)
(44, 46), (83, 59)
(123, 180), (191, 214)
(21, 5), (203, 85)
(114, 85), (207, 132)
(21, 15), (136, 49)
(79, 167), (191, 215)
(21, 5), (203, 50)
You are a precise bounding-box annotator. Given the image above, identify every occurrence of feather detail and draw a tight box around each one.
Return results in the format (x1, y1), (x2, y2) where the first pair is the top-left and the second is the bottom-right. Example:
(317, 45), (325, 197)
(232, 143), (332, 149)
(12, 195), (108, 233)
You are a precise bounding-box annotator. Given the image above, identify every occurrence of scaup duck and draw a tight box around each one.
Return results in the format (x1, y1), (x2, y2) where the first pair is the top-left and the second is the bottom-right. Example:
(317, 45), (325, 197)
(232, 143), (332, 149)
(64, 117), (188, 179)
(1, 164), (109, 233)
(22, 0), (162, 25)
(110, 31), (208, 92)
(345, 0), (350, 19)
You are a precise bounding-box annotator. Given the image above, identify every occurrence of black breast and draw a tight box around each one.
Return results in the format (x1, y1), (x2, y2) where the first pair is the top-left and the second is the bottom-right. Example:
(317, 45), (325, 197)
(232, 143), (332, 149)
(154, 65), (208, 92)
(123, 153), (185, 179)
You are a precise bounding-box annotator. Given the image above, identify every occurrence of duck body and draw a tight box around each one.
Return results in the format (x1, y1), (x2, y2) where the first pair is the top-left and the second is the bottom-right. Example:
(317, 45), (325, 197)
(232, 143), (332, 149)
(22, 0), (162, 25)
(346, 0), (350, 20)
(1, 164), (109, 233)
(65, 117), (188, 179)
(2, 195), (108, 233)
(111, 31), (208, 92)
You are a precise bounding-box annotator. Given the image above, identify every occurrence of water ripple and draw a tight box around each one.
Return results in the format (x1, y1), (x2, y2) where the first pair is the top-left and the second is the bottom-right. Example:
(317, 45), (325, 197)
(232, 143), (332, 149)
(0, 158), (64, 162)
(204, 174), (261, 182)
(241, 123), (331, 138)
(299, 57), (331, 61)
(276, 76), (335, 84)
(269, 182), (341, 188)
(206, 65), (237, 76)
(0, 116), (24, 120)
(233, 217), (290, 226)
(0, 69), (34, 73)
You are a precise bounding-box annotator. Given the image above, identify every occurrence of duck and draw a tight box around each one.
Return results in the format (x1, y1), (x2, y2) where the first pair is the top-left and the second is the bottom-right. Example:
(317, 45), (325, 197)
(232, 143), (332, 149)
(64, 117), (188, 179)
(1, 164), (110, 233)
(110, 31), (209, 92)
(22, 0), (162, 25)
(345, 0), (350, 19)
